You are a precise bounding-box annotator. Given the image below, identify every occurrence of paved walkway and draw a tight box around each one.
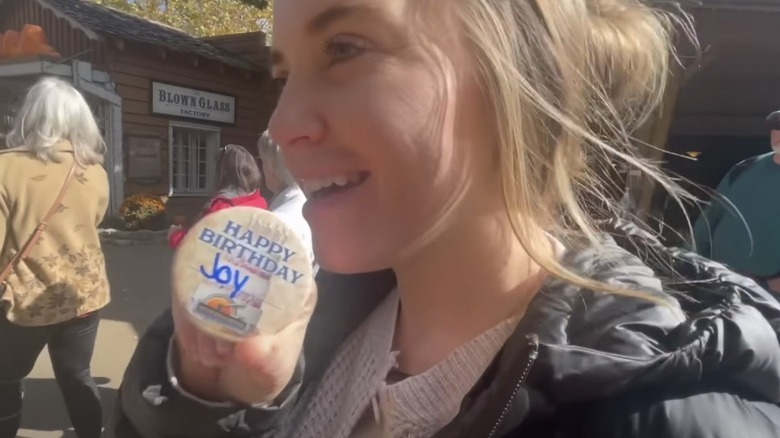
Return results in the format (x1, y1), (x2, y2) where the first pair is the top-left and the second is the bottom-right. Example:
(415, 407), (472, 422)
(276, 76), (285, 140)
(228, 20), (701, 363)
(17, 243), (172, 438)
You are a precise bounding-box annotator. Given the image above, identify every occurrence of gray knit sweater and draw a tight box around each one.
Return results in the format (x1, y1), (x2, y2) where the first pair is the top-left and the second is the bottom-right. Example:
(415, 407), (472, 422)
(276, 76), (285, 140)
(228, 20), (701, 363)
(292, 289), (519, 438)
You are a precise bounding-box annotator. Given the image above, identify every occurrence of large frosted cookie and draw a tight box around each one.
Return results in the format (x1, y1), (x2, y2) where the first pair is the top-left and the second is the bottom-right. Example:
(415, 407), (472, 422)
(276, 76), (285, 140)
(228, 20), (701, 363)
(172, 207), (315, 342)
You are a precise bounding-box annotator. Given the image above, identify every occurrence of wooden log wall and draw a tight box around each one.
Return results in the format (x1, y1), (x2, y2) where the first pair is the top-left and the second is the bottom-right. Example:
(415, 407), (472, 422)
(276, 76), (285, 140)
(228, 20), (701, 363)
(107, 44), (277, 209)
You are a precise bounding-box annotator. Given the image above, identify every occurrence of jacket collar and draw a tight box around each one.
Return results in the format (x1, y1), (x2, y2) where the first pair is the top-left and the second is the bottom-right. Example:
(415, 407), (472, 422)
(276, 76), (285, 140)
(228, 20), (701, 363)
(439, 221), (780, 436)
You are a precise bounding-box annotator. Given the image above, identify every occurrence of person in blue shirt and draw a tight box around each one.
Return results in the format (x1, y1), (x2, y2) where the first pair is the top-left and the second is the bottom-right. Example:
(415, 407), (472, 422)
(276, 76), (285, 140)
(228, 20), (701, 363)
(693, 110), (780, 292)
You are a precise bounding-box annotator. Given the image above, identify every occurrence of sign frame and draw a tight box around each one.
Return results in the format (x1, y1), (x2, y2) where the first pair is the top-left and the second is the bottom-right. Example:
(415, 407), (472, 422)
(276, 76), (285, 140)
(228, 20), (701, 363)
(151, 82), (236, 125)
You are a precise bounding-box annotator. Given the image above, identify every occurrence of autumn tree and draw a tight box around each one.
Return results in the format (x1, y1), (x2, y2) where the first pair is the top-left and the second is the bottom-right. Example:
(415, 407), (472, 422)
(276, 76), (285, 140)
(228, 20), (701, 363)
(91, 0), (273, 38)
(237, 0), (270, 8)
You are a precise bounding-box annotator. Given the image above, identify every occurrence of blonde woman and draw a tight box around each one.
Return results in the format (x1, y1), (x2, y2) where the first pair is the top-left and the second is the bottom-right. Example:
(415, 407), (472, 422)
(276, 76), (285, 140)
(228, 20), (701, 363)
(0, 77), (110, 438)
(115, 1), (780, 437)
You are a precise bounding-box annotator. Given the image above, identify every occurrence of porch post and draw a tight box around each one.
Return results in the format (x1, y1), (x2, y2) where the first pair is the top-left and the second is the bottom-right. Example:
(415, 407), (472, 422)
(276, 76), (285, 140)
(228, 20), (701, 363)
(107, 100), (125, 216)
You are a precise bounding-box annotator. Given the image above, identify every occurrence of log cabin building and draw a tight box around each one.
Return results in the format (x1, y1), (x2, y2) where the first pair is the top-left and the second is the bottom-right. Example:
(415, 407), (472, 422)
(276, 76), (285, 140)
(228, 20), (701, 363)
(0, 0), (276, 219)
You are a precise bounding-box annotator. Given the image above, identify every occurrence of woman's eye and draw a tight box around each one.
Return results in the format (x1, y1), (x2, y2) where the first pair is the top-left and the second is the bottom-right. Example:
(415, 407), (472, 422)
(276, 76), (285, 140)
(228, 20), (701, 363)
(324, 35), (370, 64)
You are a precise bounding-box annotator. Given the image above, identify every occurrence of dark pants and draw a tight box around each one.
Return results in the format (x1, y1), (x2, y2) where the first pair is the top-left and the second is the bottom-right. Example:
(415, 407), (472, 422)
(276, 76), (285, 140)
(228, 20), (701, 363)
(0, 311), (102, 438)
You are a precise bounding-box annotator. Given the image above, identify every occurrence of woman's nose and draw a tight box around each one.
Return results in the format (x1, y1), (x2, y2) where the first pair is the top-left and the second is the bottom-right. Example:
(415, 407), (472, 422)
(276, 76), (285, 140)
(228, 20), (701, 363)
(268, 75), (326, 150)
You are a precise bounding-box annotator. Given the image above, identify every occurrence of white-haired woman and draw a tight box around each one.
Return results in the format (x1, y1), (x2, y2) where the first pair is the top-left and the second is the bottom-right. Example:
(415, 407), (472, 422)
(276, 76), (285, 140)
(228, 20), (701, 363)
(0, 77), (110, 438)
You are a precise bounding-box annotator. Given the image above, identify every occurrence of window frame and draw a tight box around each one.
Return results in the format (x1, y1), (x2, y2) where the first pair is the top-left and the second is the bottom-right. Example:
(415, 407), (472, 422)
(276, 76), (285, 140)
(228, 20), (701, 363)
(168, 121), (221, 197)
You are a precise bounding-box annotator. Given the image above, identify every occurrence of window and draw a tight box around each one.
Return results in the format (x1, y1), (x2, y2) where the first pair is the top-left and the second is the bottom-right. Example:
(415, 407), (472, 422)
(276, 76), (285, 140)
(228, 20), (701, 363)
(169, 122), (220, 195)
(0, 82), (25, 139)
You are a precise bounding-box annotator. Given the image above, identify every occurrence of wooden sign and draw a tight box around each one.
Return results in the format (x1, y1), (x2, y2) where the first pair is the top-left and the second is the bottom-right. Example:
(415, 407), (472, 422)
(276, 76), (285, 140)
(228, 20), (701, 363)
(127, 134), (162, 180)
(152, 82), (235, 124)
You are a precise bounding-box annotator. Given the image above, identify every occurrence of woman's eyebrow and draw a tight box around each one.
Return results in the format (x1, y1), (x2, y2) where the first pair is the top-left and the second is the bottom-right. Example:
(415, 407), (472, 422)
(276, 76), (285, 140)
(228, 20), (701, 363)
(306, 4), (383, 34)
(270, 3), (401, 69)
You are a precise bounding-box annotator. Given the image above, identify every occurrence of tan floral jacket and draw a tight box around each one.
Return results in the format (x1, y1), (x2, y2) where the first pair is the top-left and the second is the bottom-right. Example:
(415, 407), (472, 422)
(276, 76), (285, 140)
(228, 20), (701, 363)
(0, 141), (110, 326)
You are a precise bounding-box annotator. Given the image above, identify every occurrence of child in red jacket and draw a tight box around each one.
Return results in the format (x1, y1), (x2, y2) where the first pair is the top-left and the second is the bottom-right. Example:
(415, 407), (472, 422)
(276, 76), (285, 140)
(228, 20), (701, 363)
(169, 144), (268, 248)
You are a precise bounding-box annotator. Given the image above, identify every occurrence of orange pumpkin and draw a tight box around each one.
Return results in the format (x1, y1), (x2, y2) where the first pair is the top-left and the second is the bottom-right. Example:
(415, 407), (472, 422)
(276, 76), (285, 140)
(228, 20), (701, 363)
(21, 25), (60, 58)
(0, 26), (61, 59)
(2, 30), (22, 59)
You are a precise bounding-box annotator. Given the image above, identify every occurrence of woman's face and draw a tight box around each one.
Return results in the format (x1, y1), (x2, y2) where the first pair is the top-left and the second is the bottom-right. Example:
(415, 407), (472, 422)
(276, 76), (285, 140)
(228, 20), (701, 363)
(269, 0), (500, 273)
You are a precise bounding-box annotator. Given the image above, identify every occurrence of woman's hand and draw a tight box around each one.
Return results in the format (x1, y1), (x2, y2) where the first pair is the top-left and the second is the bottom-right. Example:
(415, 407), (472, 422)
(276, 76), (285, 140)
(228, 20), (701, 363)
(171, 288), (317, 405)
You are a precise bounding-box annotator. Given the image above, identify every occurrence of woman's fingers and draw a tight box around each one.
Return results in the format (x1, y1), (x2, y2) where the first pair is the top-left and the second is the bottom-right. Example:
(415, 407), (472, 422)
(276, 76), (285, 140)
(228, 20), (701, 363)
(172, 301), (230, 366)
(193, 330), (231, 367)
(215, 339), (235, 356)
(172, 302), (197, 358)
(172, 284), (319, 404)
(234, 333), (273, 364)
(233, 289), (315, 373)
(222, 307), (313, 404)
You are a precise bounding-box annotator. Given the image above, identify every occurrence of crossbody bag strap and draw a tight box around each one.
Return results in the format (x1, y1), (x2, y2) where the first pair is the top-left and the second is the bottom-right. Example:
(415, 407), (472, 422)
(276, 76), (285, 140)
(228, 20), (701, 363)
(0, 159), (78, 285)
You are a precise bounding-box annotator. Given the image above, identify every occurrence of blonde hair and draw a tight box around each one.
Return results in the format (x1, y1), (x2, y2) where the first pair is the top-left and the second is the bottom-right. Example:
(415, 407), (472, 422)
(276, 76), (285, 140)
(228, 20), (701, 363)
(6, 76), (106, 166)
(452, 0), (696, 301)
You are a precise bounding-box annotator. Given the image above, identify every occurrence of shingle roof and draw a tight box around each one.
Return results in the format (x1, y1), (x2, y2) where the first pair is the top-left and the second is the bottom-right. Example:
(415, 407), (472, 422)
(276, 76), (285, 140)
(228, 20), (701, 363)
(37, 0), (260, 70)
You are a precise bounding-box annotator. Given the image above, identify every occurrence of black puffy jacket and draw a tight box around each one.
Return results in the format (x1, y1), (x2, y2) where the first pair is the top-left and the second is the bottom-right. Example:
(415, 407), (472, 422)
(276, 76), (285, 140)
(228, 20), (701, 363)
(112, 219), (780, 437)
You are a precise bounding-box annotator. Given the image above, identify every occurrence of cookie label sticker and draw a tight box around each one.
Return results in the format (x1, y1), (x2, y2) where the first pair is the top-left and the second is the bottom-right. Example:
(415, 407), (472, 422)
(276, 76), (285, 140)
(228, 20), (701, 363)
(198, 220), (305, 285)
(174, 208), (314, 341)
(191, 263), (270, 335)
